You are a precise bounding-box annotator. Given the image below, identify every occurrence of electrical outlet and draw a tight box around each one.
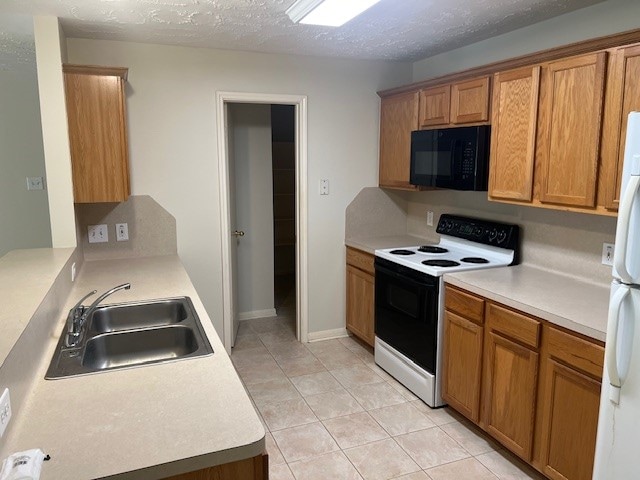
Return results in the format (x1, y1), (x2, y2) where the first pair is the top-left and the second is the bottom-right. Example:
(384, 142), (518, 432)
(602, 243), (615, 266)
(0, 388), (12, 438)
(427, 211), (434, 226)
(319, 179), (329, 195)
(88, 224), (108, 244)
(116, 223), (129, 242)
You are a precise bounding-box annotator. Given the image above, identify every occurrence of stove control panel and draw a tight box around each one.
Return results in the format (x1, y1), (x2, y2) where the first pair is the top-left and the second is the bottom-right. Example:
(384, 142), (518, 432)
(436, 214), (520, 262)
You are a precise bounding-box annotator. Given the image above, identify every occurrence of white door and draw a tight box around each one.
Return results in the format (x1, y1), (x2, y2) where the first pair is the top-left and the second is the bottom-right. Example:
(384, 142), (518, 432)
(594, 282), (640, 478)
(226, 104), (241, 347)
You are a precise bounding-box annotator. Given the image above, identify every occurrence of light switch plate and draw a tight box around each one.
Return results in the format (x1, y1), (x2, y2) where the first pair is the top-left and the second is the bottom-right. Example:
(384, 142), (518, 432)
(0, 388), (11, 438)
(26, 176), (44, 191)
(602, 243), (615, 266)
(88, 224), (108, 244)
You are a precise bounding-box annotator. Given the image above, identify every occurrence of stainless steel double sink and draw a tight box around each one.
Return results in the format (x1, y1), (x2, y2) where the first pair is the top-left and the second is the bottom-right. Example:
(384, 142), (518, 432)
(46, 297), (214, 379)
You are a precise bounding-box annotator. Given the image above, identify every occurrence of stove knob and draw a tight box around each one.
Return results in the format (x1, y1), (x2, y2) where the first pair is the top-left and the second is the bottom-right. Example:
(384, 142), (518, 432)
(497, 230), (508, 244)
(474, 227), (483, 237)
(488, 228), (498, 242)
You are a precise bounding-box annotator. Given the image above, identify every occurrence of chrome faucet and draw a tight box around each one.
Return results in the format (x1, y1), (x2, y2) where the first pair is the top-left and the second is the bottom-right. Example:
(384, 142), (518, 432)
(65, 283), (131, 347)
(81, 283), (131, 325)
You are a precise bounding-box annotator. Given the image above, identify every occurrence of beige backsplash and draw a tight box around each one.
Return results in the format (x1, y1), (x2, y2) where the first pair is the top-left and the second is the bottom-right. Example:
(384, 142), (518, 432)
(347, 188), (617, 286)
(75, 195), (177, 261)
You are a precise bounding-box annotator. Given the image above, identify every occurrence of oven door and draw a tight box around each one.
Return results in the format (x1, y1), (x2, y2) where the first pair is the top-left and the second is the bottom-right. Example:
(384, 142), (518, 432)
(374, 258), (439, 374)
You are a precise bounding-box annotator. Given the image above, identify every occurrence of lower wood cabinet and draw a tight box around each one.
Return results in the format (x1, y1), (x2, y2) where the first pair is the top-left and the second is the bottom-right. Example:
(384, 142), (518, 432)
(443, 285), (604, 480)
(483, 330), (539, 461)
(345, 247), (375, 346)
(537, 327), (604, 480)
(442, 288), (485, 422)
(162, 454), (268, 480)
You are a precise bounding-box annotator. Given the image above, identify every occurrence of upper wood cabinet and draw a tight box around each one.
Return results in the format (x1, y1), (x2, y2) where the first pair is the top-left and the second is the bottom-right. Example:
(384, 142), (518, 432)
(601, 44), (640, 210)
(418, 77), (490, 128)
(488, 66), (541, 202)
(379, 91), (419, 189)
(64, 64), (131, 204)
(451, 76), (491, 124)
(419, 85), (450, 128)
(536, 53), (607, 208)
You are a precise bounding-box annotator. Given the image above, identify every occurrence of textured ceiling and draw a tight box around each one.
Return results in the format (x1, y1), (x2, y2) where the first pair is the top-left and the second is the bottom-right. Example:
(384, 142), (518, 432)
(0, 0), (605, 61)
(0, 14), (36, 71)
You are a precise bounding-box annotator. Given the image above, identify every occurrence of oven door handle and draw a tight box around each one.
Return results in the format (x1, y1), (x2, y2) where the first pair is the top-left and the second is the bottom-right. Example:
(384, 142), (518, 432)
(375, 264), (437, 288)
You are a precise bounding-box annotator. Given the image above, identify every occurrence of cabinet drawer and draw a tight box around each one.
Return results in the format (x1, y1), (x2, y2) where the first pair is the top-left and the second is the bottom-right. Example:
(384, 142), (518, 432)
(546, 326), (604, 379)
(346, 247), (375, 275)
(445, 286), (485, 325)
(486, 303), (540, 349)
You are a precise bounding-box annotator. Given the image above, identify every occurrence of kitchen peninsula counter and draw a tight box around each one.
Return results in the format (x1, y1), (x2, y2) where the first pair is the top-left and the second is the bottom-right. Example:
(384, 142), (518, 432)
(445, 264), (609, 342)
(0, 255), (265, 480)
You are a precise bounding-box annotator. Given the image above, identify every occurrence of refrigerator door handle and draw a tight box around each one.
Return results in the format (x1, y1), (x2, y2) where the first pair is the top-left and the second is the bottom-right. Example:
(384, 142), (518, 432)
(615, 171), (640, 284)
(606, 284), (631, 404)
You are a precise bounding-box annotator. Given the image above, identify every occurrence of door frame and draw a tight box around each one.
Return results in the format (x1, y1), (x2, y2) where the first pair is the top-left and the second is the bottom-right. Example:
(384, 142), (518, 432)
(216, 91), (309, 353)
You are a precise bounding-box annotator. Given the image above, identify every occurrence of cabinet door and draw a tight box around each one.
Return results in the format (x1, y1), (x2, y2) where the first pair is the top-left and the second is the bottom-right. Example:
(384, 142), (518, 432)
(601, 45), (640, 210)
(451, 77), (490, 124)
(419, 85), (450, 127)
(489, 66), (541, 202)
(64, 68), (130, 203)
(537, 53), (606, 207)
(538, 360), (601, 480)
(379, 91), (420, 189)
(442, 310), (483, 422)
(537, 327), (603, 480)
(346, 265), (375, 346)
(483, 331), (538, 461)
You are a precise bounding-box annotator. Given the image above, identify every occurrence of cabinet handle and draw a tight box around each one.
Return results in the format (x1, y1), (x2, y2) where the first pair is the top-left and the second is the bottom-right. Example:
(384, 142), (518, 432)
(233, 230), (245, 237)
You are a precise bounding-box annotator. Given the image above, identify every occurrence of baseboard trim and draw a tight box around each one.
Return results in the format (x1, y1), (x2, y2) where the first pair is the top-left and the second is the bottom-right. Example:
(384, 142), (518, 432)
(239, 308), (277, 321)
(307, 328), (350, 342)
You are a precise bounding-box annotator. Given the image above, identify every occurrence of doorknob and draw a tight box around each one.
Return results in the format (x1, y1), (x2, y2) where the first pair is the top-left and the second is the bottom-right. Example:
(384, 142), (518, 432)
(233, 230), (245, 237)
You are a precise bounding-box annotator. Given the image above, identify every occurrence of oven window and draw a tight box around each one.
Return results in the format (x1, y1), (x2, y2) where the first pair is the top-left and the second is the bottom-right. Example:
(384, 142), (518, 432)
(375, 264), (439, 374)
(388, 284), (419, 318)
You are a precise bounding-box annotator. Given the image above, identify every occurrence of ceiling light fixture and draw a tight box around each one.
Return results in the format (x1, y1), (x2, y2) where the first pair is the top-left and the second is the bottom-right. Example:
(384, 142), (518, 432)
(286, 0), (383, 27)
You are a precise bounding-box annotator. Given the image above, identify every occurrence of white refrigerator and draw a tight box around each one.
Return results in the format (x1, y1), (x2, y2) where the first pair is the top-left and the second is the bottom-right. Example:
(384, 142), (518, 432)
(593, 112), (640, 479)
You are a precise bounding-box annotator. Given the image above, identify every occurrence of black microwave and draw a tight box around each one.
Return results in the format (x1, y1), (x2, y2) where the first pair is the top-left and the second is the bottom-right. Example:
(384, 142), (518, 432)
(410, 125), (490, 191)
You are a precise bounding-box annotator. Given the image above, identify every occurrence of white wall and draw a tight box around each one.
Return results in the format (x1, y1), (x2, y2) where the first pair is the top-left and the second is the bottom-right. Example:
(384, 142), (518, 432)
(230, 103), (275, 317)
(0, 68), (52, 257)
(413, 0), (640, 81)
(66, 38), (412, 336)
(33, 16), (76, 248)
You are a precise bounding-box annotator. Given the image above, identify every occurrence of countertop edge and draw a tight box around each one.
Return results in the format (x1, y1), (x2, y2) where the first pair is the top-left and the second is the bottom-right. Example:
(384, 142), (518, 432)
(444, 274), (607, 343)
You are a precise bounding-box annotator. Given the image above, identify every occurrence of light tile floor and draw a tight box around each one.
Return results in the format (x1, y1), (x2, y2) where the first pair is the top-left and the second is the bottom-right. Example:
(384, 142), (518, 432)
(231, 313), (545, 480)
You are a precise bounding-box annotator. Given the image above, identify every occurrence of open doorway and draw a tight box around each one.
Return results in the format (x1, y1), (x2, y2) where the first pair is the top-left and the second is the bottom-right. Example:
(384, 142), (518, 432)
(271, 105), (296, 320)
(216, 92), (308, 354)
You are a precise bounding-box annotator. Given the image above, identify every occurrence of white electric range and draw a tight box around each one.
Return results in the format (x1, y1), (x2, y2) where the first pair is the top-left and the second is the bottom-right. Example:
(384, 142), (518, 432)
(374, 214), (520, 408)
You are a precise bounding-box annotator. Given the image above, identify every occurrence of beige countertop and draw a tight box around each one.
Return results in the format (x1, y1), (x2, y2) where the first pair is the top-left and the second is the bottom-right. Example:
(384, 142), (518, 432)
(0, 255), (265, 480)
(346, 234), (438, 255)
(0, 248), (75, 366)
(444, 265), (609, 342)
